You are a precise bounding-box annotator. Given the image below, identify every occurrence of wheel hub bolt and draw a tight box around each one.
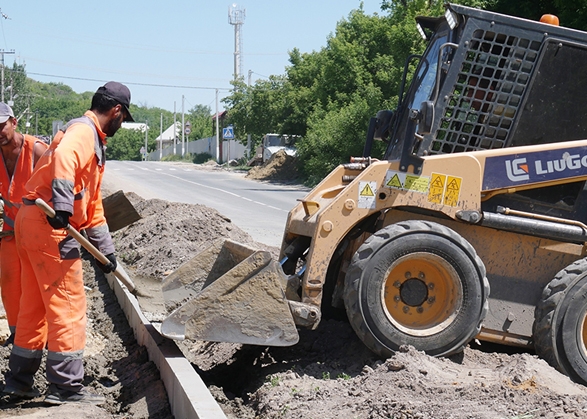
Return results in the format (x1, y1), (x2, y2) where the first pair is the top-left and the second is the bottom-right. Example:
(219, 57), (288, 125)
(418, 272), (425, 279)
(428, 283), (434, 290)
(394, 295), (400, 302)
(403, 306), (410, 313)
(416, 307), (424, 313)
(394, 281), (402, 288)
(404, 271), (411, 279)
(427, 296), (435, 304)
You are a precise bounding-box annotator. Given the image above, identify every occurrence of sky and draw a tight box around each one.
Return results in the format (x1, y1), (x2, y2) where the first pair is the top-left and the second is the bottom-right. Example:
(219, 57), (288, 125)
(1, 1), (385, 115)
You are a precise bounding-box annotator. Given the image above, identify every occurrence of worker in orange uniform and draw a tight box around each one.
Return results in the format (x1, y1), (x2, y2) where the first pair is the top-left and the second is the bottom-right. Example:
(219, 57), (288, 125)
(0, 103), (48, 343)
(2, 82), (134, 405)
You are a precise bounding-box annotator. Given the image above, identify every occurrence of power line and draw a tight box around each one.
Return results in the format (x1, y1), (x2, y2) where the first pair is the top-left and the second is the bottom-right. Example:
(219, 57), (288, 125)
(23, 71), (232, 91)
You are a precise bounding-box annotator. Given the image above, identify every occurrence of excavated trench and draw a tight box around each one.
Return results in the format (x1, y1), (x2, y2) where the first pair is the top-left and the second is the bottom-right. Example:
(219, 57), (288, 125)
(3, 163), (587, 417)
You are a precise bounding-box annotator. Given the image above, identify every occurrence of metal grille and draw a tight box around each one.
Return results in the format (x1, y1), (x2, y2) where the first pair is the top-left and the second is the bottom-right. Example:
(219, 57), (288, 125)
(431, 29), (541, 154)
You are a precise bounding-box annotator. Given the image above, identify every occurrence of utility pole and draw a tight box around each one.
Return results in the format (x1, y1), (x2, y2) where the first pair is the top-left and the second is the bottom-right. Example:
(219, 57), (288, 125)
(159, 112), (163, 160)
(215, 89), (220, 163)
(181, 95), (185, 157)
(0, 49), (15, 103)
(173, 101), (177, 154)
(144, 120), (148, 161)
(228, 4), (246, 80)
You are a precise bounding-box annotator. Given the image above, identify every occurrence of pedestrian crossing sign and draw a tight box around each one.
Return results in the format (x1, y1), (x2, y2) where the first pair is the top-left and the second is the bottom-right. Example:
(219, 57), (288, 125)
(223, 125), (235, 139)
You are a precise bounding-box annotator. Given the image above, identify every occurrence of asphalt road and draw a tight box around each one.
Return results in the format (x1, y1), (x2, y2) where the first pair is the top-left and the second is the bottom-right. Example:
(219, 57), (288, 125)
(102, 160), (310, 248)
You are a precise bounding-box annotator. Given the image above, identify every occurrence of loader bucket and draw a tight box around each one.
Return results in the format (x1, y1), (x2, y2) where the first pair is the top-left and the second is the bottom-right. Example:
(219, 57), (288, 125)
(160, 239), (299, 347)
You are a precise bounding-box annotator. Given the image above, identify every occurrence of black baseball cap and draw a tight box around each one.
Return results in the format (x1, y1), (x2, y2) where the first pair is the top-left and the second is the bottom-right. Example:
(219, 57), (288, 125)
(96, 81), (134, 122)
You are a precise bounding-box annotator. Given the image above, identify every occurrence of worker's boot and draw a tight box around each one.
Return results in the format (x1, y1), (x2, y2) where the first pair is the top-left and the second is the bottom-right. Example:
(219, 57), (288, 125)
(44, 384), (106, 405)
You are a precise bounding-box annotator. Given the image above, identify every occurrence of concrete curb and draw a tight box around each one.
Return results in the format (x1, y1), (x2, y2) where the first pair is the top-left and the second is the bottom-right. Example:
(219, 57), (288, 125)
(105, 271), (228, 419)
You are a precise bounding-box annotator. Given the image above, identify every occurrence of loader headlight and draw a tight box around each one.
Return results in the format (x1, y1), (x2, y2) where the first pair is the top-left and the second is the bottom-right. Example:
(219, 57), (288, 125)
(445, 8), (458, 30)
(417, 23), (427, 40)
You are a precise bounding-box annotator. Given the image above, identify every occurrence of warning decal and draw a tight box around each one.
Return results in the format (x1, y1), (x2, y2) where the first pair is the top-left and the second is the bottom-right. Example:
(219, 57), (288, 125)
(384, 170), (429, 194)
(444, 176), (462, 207)
(360, 183), (375, 196)
(358, 181), (377, 209)
(427, 173), (462, 207)
(428, 173), (446, 204)
(386, 173), (402, 189)
(404, 175), (429, 193)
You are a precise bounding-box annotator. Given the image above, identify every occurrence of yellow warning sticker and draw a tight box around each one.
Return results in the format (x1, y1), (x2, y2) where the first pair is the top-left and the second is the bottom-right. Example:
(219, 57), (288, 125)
(384, 170), (429, 194)
(360, 183), (375, 196)
(428, 173), (446, 204)
(444, 176), (462, 207)
(404, 175), (430, 193)
(386, 173), (403, 189)
(358, 181), (377, 209)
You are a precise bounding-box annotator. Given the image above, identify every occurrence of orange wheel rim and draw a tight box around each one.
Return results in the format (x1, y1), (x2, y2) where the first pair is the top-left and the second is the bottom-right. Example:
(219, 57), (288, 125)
(581, 312), (587, 359)
(382, 252), (463, 337)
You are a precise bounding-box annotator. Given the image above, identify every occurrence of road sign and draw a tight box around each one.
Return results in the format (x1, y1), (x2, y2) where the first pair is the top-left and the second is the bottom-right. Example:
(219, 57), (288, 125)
(140, 146), (145, 154)
(184, 127), (191, 135)
(223, 125), (234, 139)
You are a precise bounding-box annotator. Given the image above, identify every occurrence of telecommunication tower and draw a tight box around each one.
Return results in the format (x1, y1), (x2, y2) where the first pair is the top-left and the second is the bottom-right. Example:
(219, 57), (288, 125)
(228, 4), (246, 80)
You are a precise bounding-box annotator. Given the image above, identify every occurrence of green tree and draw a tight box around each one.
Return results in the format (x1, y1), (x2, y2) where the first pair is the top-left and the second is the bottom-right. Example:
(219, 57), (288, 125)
(106, 127), (155, 161)
(224, 0), (505, 185)
(186, 104), (213, 140)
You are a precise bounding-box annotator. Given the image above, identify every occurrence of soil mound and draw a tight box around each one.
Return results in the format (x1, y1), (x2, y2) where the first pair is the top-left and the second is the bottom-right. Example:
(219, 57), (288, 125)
(246, 150), (298, 182)
(112, 194), (254, 279)
(4, 186), (587, 418)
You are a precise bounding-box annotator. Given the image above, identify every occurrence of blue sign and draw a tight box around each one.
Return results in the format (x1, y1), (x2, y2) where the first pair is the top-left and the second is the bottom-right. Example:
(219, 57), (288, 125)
(223, 125), (234, 139)
(483, 144), (587, 190)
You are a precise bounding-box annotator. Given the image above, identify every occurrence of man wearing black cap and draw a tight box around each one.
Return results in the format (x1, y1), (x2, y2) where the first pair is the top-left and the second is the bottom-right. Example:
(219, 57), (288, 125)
(2, 82), (133, 405)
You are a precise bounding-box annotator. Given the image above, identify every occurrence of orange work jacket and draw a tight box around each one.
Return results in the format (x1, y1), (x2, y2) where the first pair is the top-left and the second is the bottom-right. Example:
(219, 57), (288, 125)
(23, 111), (114, 255)
(0, 134), (48, 231)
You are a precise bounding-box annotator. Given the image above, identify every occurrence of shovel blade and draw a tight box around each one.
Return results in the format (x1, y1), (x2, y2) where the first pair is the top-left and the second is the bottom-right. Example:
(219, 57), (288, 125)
(160, 240), (299, 347)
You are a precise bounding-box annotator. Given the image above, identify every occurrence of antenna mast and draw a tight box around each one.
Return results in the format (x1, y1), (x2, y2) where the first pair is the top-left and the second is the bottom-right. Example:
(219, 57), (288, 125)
(228, 4), (246, 80)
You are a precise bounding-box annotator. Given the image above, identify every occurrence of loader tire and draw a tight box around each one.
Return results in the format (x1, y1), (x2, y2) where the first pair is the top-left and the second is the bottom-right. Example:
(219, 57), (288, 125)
(533, 259), (587, 384)
(344, 220), (489, 358)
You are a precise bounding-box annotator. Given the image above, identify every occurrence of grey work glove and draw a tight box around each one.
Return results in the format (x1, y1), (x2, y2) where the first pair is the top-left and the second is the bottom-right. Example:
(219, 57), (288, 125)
(96, 253), (117, 274)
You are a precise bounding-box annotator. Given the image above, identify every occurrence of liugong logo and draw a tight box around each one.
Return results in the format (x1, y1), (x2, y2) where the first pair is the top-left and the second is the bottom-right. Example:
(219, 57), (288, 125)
(505, 158), (529, 181)
(505, 152), (587, 183)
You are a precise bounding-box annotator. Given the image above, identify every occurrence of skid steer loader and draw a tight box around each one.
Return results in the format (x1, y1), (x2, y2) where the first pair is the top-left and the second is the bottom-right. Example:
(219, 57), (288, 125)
(160, 4), (587, 385)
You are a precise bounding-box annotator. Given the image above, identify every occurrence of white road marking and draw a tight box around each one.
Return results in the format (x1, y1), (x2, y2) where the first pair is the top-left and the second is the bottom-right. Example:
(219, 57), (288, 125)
(134, 164), (289, 212)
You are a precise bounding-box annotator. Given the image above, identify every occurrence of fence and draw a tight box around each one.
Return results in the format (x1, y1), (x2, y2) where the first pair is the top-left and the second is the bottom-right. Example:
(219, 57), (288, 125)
(147, 136), (247, 162)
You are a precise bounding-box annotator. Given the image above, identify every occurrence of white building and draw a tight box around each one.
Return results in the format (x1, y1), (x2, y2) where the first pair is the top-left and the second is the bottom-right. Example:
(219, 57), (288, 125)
(121, 122), (147, 132)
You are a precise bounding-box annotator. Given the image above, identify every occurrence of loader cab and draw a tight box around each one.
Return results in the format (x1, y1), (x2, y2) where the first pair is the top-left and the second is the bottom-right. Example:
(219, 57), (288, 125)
(382, 3), (587, 165)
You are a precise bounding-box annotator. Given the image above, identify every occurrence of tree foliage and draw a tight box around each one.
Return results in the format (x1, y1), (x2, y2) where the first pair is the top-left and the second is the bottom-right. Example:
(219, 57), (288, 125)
(2, 63), (214, 161)
(223, 0), (497, 185)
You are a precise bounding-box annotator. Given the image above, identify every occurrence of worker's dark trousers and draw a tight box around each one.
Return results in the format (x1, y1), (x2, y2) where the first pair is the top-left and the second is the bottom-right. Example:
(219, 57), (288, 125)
(6, 346), (84, 392)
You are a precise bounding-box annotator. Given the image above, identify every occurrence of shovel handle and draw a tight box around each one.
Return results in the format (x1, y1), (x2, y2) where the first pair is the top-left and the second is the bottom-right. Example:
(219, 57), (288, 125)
(35, 198), (136, 293)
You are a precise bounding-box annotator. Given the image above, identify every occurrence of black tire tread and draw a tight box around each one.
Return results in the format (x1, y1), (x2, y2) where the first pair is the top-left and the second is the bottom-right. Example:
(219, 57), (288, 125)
(532, 258), (587, 376)
(344, 220), (489, 358)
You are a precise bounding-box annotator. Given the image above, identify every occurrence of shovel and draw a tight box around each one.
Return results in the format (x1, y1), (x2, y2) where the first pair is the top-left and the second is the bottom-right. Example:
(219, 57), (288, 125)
(35, 198), (137, 294)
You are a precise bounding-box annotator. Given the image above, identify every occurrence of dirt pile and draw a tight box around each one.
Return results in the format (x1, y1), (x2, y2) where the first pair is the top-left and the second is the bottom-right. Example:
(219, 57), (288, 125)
(246, 150), (298, 182)
(112, 193), (254, 279)
(4, 187), (587, 418)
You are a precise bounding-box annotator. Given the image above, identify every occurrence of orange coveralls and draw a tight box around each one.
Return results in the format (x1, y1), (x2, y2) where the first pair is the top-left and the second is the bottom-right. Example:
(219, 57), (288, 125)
(6, 111), (114, 393)
(0, 135), (47, 331)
